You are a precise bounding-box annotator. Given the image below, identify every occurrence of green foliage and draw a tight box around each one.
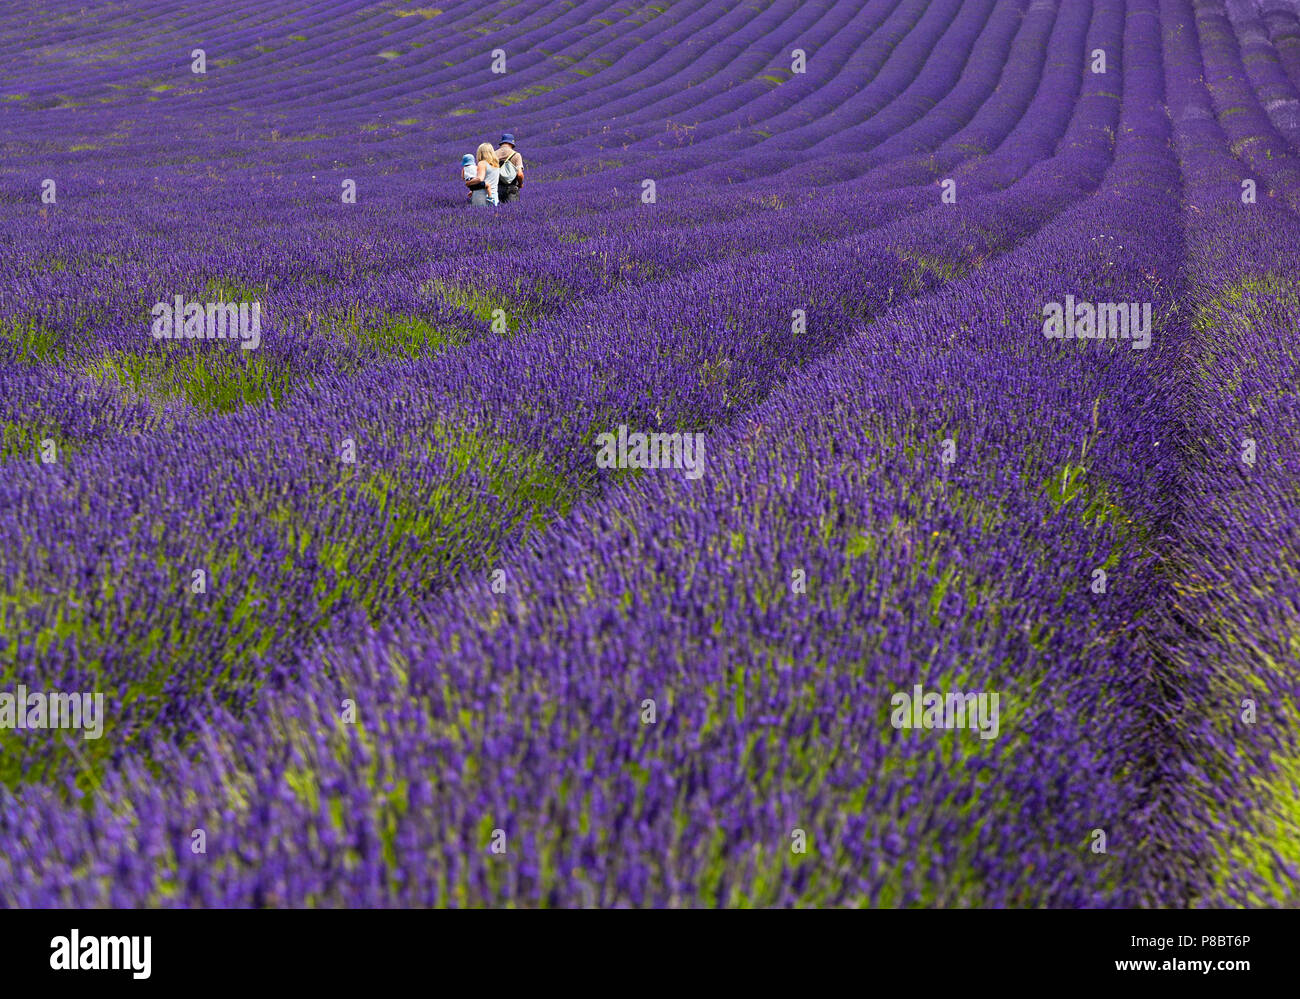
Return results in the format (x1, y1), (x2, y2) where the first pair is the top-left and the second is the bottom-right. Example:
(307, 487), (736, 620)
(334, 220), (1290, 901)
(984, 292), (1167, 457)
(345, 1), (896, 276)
(0, 316), (63, 362)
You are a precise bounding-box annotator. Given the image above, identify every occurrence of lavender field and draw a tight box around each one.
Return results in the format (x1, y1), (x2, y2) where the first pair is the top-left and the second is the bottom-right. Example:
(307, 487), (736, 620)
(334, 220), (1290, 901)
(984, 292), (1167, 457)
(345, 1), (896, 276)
(0, 0), (1298, 908)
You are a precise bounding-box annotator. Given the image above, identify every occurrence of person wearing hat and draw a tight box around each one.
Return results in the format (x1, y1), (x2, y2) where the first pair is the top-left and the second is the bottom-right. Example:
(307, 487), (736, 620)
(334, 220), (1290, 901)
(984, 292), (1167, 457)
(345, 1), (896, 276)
(460, 152), (487, 206)
(494, 132), (524, 203)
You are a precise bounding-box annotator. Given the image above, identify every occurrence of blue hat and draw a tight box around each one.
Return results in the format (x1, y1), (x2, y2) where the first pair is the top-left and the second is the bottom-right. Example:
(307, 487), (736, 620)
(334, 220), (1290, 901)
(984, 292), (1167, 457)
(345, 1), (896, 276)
(499, 132), (516, 146)
(461, 153), (475, 166)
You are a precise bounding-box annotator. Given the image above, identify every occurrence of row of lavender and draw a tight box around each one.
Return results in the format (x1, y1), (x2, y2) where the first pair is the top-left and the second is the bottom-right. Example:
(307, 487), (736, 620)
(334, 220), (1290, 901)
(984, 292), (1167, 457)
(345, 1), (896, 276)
(1155, 0), (1300, 904)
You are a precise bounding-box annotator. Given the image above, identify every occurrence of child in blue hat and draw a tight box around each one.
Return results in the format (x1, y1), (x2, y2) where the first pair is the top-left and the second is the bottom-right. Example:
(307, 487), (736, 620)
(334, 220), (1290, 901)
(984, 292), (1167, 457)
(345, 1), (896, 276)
(460, 153), (480, 203)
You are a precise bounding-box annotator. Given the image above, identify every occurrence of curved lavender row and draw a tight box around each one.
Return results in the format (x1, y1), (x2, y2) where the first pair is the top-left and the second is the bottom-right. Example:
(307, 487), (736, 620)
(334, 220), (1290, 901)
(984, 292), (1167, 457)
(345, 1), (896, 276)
(1258, 0), (1300, 95)
(621, 0), (1038, 185)
(1154, 0), (1300, 905)
(1192, 0), (1300, 206)
(536, 1), (903, 151)
(305, 0), (770, 122)
(1167, 223), (1300, 907)
(777, 0), (1051, 165)
(1221, 0), (1300, 148)
(1, 0), (892, 175)
(528, 0), (1046, 187)
(2, 0), (629, 109)
(855, 0), (1076, 186)
(739, 0), (982, 153)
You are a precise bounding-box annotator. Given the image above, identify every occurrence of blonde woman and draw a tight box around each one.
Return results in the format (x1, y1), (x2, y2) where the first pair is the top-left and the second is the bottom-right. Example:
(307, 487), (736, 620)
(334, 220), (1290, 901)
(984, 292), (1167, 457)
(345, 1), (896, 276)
(472, 142), (500, 206)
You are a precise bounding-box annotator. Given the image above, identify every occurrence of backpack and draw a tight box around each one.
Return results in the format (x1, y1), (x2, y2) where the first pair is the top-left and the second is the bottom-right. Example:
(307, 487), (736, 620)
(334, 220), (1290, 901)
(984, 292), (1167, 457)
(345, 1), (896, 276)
(497, 155), (518, 184)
